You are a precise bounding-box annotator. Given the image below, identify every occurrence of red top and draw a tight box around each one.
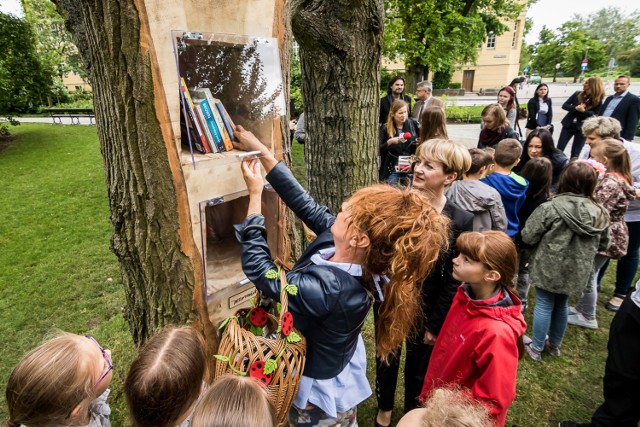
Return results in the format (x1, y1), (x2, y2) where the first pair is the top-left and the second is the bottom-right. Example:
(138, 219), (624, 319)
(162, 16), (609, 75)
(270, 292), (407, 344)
(419, 285), (526, 426)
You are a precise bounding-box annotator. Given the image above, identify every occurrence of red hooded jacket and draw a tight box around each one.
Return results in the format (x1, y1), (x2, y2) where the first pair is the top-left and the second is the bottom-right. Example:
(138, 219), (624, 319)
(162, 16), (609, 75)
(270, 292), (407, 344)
(419, 285), (526, 426)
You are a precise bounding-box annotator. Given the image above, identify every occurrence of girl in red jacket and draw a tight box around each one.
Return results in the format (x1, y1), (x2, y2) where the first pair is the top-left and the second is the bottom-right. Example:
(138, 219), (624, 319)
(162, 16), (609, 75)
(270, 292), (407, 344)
(419, 231), (526, 426)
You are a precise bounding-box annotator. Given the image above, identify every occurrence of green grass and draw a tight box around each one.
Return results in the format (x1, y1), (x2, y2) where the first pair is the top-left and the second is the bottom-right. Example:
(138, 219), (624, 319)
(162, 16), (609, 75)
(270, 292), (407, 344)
(0, 123), (136, 424)
(0, 124), (631, 426)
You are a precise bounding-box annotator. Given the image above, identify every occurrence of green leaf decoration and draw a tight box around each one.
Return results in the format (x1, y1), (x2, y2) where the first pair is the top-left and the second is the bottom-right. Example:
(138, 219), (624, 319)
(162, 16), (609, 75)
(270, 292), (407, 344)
(263, 358), (278, 375)
(276, 302), (282, 314)
(286, 331), (302, 343)
(286, 284), (298, 296)
(213, 355), (229, 362)
(249, 297), (255, 306)
(265, 269), (279, 279)
(218, 317), (231, 330)
(250, 325), (263, 336)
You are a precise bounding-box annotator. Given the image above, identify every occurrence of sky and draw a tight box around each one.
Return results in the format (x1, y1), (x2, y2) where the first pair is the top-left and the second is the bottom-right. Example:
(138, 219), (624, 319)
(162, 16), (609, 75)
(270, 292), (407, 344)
(525, 0), (637, 44)
(0, 0), (637, 45)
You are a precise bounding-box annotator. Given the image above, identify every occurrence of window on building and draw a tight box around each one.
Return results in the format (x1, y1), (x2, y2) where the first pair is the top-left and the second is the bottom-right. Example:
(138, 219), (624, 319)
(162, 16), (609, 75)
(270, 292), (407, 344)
(487, 32), (496, 49)
(512, 21), (519, 48)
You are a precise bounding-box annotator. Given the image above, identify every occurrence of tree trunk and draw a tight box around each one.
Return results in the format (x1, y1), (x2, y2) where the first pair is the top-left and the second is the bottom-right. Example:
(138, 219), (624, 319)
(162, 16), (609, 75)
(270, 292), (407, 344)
(52, 0), (207, 344)
(291, 0), (384, 213)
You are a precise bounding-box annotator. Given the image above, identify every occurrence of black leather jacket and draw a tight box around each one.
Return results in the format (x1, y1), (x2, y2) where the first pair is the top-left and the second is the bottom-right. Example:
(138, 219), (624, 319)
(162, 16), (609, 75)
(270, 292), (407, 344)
(234, 162), (372, 380)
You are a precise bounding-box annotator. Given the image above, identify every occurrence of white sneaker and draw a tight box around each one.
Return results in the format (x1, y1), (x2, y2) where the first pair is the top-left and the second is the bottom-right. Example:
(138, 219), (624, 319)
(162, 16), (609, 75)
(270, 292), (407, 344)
(568, 306), (578, 315)
(567, 312), (598, 329)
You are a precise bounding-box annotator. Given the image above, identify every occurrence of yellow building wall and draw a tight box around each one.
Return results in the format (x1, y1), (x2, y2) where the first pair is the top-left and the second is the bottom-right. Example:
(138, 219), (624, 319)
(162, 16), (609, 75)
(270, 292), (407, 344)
(452, 8), (527, 92)
(62, 71), (91, 92)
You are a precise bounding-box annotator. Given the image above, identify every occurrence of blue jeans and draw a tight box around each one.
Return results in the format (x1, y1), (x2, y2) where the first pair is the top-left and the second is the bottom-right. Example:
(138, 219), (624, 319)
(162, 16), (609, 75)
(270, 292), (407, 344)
(386, 172), (412, 188)
(531, 287), (569, 352)
(576, 255), (609, 320)
(557, 125), (586, 158)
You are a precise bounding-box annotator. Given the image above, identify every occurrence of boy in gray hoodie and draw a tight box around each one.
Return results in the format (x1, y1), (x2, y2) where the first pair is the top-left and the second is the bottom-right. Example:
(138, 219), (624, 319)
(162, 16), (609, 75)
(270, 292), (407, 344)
(446, 148), (508, 232)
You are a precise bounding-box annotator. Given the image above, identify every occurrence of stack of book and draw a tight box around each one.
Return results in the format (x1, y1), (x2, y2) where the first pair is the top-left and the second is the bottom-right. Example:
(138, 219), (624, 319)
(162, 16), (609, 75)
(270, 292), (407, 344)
(180, 77), (237, 154)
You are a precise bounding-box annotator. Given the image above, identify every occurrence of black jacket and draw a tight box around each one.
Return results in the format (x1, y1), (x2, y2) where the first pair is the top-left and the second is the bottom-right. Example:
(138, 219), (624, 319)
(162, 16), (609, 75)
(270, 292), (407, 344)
(599, 92), (640, 141)
(379, 93), (412, 124)
(235, 162), (371, 380)
(378, 118), (419, 181)
(420, 200), (474, 335)
(525, 97), (553, 130)
(560, 91), (602, 130)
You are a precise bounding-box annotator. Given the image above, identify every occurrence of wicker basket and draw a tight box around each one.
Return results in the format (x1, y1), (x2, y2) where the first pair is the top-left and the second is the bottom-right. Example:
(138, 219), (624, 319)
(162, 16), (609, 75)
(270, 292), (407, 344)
(214, 268), (306, 426)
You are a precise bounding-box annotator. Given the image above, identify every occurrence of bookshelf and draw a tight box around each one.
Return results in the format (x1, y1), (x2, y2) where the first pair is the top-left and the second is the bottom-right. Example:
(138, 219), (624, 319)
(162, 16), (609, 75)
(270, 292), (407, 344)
(136, 0), (288, 326)
(173, 31), (288, 325)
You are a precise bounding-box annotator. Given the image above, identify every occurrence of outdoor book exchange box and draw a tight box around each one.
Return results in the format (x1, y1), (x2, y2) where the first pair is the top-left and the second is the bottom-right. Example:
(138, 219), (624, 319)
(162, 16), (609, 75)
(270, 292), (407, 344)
(142, 0), (288, 326)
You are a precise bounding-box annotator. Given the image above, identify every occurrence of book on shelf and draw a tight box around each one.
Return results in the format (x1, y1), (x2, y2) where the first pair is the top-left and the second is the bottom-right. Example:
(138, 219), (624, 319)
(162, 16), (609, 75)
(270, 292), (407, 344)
(180, 101), (207, 154)
(194, 104), (218, 153)
(191, 88), (234, 152)
(180, 78), (212, 153)
(197, 98), (226, 153)
(213, 99), (237, 143)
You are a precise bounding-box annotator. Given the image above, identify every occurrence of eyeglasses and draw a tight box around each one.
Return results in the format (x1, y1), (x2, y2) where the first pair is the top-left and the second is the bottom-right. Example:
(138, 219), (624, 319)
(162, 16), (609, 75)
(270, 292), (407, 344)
(85, 335), (113, 388)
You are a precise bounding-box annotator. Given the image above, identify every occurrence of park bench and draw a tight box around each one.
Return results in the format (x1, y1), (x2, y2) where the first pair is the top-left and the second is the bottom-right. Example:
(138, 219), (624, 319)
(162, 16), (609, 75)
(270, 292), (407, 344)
(45, 108), (95, 125)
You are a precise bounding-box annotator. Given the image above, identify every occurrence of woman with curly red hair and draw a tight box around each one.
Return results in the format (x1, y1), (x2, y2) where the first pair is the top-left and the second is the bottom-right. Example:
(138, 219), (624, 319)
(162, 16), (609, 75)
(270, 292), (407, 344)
(233, 126), (449, 427)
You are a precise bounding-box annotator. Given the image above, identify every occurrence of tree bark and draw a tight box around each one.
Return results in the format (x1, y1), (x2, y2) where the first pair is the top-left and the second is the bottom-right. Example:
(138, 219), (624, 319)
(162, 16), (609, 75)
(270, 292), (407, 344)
(291, 0), (384, 213)
(52, 0), (207, 344)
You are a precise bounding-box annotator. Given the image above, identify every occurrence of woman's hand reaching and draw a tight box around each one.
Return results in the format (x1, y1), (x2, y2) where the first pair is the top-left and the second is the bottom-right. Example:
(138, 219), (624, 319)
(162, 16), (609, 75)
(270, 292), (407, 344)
(234, 125), (279, 173)
(241, 157), (264, 217)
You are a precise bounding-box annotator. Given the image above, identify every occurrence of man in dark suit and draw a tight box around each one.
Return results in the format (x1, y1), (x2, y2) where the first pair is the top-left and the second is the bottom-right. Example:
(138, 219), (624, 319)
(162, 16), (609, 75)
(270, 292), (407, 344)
(379, 76), (412, 124)
(411, 81), (445, 124)
(600, 76), (640, 141)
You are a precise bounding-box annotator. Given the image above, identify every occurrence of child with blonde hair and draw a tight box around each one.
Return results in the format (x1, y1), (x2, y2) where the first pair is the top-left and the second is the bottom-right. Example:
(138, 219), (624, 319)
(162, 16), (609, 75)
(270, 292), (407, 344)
(419, 231), (526, 427)
(374, 139), (473, 426)
(5, 333), (113, 427)
(397, 388), (492, 427)
(191, 375), (276, 427)
(124, 327), (208, 427)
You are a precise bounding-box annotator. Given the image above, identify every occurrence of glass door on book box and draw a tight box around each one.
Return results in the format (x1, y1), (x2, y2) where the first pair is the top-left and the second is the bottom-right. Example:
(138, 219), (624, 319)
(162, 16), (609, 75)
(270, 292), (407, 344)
(199, 185), (281, 325)
(173, 31), (287, 169)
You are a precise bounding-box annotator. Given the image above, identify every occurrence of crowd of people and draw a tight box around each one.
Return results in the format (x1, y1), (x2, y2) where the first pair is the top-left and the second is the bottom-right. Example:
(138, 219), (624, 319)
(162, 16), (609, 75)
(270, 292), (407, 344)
(5, 76), (640, 427)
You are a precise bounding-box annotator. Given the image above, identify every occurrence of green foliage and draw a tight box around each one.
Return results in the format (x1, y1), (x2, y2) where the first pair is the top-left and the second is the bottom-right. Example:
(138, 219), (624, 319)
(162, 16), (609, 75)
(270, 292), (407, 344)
(618, 47), (640, 76)
(432, 67), (454, 90)
(574, 7), (640, 59)
(383, 0), (523, 78)
(21, 0), (88, 101)
(445, 105), (484, 123)
(290, 52), (303, 116)
(532, 22), (607, 81)
(0, 13), (53, 113)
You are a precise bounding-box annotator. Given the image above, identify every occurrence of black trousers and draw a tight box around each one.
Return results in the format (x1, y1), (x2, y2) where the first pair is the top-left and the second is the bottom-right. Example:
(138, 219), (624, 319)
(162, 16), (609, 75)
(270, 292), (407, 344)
(373, 302), (434, 414)
(590, 292), (640, 427)
(557, 124), (586, 158)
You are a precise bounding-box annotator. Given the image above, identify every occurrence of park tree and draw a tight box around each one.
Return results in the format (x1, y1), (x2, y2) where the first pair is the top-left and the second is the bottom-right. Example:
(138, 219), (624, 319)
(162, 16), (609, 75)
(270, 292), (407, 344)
(574, 7), (640, 59)
(531, 27), (563, 77)
(50, 0), (211, 344)
(21, 0), (88, 103)
(383, 0), (524, 90)
(291, 0), (384, 212)
(556, 22), (606, 82)
(49, 0), (385, 343)
(0, 12), (53, 113)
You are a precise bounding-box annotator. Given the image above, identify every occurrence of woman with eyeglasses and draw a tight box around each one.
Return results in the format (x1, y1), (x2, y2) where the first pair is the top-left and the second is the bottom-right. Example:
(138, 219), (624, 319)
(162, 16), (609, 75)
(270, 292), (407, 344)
(5, 333), (113, 427)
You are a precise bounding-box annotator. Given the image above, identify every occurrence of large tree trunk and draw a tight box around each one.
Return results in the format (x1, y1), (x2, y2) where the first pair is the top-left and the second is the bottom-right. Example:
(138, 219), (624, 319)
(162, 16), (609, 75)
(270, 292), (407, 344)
(52, 0), (208, 344)
(291, 0), (384, 212)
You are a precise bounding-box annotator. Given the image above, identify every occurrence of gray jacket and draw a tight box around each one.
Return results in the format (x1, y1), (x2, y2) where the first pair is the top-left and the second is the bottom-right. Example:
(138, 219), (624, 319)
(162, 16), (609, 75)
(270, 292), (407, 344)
(446, 180), (508, 232)
(522, 193), (610, 296)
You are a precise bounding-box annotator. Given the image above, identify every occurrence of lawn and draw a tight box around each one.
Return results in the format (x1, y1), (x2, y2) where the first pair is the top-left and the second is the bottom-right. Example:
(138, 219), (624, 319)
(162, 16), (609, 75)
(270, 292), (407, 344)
(0, 124), (628, 426)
